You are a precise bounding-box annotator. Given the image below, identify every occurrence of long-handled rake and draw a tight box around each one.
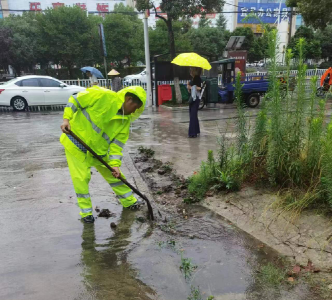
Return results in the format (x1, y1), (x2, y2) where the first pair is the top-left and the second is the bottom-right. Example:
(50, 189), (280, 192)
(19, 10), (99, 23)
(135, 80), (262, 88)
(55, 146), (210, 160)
(68, 130), (155, 221)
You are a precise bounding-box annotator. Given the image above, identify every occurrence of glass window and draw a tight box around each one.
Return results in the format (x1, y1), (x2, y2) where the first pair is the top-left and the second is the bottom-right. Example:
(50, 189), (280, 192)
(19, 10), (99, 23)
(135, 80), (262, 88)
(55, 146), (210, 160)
(39, 78), (61, 87)
(20, 79), (40, 87)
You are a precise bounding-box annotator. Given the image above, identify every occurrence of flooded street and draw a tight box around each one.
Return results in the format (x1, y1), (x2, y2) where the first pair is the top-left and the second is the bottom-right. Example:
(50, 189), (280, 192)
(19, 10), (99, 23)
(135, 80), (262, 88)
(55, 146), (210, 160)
(0, 107), (323, 300)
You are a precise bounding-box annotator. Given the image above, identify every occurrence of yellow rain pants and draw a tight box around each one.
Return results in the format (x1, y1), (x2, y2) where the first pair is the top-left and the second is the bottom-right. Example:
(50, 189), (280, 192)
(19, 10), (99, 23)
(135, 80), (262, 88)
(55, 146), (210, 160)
(66, 149), (137, 218)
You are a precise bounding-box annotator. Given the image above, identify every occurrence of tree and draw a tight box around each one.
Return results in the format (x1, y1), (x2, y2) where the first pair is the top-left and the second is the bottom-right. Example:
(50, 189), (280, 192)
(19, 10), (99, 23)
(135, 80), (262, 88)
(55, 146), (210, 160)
(314, 25), (332, 62)
(189, 27), (226, 57)
(103, 4), (144, 67)
(198, 15), (211, 28)
(2, 14), (41, 75)
(216, 13), (227, 30)
(0, 24), (12, 73)
(224, 26), (271, 63)
(136, 0), (225, 103)
(149, 19), (192, 58)
(35, 6), (100, 77)
(288, 26), (321, 59)
(286, 0), (332, 30)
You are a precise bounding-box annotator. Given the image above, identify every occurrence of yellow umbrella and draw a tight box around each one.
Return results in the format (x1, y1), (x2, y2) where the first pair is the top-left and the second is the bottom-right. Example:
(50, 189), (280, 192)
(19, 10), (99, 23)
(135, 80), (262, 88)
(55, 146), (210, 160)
(171, 53), (212, 70)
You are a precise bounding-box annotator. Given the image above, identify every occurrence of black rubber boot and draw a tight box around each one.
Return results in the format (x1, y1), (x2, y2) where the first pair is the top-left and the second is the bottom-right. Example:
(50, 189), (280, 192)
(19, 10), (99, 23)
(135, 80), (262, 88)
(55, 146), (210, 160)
(82, 215), (95, 223)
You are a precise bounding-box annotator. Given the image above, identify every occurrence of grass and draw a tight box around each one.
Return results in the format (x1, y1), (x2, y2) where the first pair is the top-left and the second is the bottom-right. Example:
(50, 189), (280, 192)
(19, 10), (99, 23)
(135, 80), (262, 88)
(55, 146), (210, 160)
(256, 263), (287, 287)
(180, 253), (197, 280)
(187, 286), (203, 300)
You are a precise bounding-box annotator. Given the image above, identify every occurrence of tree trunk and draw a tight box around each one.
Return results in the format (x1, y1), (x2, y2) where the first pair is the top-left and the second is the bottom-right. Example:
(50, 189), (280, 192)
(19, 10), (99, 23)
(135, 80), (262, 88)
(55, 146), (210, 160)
(166, 18), (182, 104)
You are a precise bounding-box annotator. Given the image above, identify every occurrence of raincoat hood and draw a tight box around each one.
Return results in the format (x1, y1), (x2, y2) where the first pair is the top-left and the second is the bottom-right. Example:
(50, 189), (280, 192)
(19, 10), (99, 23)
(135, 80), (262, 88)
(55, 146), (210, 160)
(117, 86), (146, 121)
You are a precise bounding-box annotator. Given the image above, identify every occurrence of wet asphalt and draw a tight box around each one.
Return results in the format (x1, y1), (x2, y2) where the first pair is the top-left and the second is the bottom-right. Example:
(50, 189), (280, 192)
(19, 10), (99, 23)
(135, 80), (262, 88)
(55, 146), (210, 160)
(0, 106), (321, 300)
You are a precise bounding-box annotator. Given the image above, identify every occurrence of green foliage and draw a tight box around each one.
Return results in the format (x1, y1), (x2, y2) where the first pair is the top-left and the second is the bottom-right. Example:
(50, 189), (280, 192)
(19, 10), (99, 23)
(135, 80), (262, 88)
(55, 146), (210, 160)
(257, 263), (286, 287)
(36, 6), (101, 76)
(187, 286), (203, 300)
(149, 19), (192, 57)
(180, 253), (197, 280)
(288, 26), (321, 59)
(103, 5), (144, 67)
(234, 72), (247, 151)
(2, 13), (40, 75)
(286, 0), (332, 30)
(138, 146), (155, 158)
(136, 0), (225, 21)
(198, 15), (211, 28)
(216, 13), (227, 30)
(316, 25), (332, 61)
(227, 26), (272, 62)
(0, 25), (12, 72)
(189, 26), (227, 57)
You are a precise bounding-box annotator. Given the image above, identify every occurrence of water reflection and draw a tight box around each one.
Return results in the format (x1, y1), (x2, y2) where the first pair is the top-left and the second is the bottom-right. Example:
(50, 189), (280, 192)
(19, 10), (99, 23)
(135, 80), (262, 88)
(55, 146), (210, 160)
(79, 210), (156, 300)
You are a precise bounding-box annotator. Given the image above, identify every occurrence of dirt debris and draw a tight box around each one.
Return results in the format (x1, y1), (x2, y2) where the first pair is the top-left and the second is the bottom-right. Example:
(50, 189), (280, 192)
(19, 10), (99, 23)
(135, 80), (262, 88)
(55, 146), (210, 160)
(97, 209), (115, 218)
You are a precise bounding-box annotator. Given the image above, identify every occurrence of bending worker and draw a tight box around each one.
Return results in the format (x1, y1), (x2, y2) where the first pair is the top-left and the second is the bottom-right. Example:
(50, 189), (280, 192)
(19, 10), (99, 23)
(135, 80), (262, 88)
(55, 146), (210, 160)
(60, 85), (146, 223)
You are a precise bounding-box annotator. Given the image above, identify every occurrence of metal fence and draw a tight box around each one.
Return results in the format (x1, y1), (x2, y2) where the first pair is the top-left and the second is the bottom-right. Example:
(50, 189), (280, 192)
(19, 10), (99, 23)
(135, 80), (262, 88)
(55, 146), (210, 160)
(61, 79), (188, 90)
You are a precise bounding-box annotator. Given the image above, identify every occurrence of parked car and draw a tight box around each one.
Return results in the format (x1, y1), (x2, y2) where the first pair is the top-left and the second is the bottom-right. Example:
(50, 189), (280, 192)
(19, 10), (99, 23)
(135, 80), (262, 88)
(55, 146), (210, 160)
(0, 75), (85, 111)
(123, 68), (155, 86)
(257, 62), (265, 67)
(123, 69), (147, 86)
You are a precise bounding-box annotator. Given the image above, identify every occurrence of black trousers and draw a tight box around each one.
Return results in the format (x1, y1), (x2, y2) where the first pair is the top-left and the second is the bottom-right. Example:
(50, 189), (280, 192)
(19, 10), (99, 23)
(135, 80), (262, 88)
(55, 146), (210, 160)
(188, 98), (200, 137)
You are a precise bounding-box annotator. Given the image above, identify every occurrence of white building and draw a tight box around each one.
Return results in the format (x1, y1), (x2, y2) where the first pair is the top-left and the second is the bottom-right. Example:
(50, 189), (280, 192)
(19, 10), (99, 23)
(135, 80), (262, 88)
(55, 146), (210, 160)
(0, 0), (135, 17)
(145, 0), (235, 31)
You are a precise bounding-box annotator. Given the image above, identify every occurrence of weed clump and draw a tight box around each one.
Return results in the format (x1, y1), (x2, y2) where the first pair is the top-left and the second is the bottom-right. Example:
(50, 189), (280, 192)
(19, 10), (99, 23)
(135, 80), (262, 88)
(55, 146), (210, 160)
(257, 263), (287, 287)
(138, 146), (155, 158)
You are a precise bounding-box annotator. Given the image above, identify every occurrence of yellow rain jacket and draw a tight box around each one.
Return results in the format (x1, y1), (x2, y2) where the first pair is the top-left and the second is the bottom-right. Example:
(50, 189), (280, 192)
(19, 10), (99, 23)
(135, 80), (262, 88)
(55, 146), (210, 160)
(60, 85), (146, 166)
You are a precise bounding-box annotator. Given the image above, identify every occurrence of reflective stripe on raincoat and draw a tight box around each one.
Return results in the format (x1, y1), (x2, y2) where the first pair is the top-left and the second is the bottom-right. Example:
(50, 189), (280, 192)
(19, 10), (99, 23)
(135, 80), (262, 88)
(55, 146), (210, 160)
(60, 85), (146, 166)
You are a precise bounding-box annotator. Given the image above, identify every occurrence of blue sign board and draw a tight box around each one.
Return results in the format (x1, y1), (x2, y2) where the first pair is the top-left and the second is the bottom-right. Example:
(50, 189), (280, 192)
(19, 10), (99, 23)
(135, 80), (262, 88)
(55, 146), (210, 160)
(238, 2), (289, 24)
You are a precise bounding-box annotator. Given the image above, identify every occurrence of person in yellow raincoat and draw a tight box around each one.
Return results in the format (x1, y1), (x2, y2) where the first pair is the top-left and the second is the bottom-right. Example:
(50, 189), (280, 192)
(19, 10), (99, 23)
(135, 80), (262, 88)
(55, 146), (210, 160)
(60, 85), (146, 223)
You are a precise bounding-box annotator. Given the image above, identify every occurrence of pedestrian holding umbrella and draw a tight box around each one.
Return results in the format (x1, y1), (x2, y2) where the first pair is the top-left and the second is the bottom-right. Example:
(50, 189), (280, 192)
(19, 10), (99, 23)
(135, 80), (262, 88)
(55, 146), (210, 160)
(81, 67), (104, 87)
(171, 53), (211, 138)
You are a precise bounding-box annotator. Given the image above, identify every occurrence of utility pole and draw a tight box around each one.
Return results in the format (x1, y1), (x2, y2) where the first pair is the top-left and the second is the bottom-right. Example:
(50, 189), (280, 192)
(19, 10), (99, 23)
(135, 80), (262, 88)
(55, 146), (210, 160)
(143, 9), (153, 107)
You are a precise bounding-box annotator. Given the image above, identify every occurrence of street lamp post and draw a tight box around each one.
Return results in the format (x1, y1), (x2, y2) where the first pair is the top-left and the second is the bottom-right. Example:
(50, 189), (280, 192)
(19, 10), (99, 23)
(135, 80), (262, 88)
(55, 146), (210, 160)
(143, 9), (152, 107)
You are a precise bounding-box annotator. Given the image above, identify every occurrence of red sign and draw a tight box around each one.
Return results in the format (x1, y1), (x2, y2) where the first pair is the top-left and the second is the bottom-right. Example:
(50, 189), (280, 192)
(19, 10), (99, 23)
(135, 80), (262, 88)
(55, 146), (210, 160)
(156, 6), (167, 17)
(97, 3), (109, 12)
(228, 51), (247, 76)
(52, 2), (64, 8)
(29, 2), (41, 11)
(75, 3), (87, 10)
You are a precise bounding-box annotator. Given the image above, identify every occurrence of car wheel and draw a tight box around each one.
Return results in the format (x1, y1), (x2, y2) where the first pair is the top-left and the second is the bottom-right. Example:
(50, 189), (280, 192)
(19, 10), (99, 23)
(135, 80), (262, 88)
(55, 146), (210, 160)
(246, 93), (260, 108)
(11, 97), (27, 111)
(198, 97), (205, 110)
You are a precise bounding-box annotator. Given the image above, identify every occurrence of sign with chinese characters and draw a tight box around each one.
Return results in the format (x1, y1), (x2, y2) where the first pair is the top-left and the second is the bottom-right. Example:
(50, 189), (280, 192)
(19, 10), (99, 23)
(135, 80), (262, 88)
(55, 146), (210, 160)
(238, 2), (289, 24)
(228, 51), (247, 76)
(52, 2), (65, 8)
(29, 2), (41, 11)
(75, 3), (87, 10)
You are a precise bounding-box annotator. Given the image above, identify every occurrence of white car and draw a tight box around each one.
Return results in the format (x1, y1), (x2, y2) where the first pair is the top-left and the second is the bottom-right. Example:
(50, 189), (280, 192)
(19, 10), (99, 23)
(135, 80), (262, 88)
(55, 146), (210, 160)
(123, 69), (147, 86)
(0, 75), (85, 111)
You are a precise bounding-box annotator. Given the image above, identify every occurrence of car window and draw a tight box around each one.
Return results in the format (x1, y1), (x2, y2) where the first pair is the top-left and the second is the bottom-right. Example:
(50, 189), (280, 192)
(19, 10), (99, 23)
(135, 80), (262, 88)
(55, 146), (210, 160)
(39, 78), (61, 87)
(20, 79), (40, 87)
